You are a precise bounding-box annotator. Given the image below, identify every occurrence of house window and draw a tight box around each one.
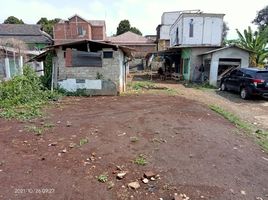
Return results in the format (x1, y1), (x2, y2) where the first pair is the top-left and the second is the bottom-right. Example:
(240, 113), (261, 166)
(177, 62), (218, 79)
(183, 58), (189, 74)
(176, 27), (179, 44)
(77, 26), (83, 36)
(189, 19), (194, 38)
(103, 51), (113, 58)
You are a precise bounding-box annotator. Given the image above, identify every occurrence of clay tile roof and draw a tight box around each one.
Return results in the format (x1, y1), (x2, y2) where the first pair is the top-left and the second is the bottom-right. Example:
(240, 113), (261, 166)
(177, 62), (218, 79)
(108, 31), (154, 45)
(88, 20), (105, 27)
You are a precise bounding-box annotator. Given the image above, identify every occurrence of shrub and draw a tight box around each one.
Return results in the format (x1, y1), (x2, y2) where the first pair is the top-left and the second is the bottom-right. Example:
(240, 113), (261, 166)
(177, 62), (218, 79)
(0, 66), (60, 120)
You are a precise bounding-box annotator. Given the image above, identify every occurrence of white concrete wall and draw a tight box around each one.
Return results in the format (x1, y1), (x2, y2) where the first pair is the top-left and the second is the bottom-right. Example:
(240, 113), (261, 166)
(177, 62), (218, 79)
(170, 14), (224, 47)
(58, 79), (102, 92)
(160, 25), (172, 40)
(209, 48), (250, 86)
(182, 17), (203, 45)
(161, 12), (180, 24)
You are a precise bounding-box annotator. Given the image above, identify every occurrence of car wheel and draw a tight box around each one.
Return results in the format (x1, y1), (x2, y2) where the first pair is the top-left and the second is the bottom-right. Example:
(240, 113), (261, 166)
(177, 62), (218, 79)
(240, 88), (250, 99)
(220, 82), (227, 91)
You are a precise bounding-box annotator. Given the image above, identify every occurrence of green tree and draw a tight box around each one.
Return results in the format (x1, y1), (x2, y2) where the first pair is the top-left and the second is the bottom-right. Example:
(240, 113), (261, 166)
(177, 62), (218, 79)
(116, 19), (142, 35)
(236, 26), (268, 67)
(116, 20), (131, 35)
(253, 5), (268, 30)
(4, 16), (24, 24)
(130, 27), (142, 35)
(37, 17), (61, 37)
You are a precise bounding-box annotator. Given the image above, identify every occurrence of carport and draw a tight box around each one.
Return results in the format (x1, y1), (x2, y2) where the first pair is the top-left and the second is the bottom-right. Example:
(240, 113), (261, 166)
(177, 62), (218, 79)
(200, 45), (251, 86)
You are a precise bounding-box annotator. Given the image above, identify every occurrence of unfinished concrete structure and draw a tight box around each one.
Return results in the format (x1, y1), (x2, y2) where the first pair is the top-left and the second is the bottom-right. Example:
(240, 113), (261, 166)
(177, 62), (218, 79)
(53, 15), (106, 45)
(38, 40), (132, 95)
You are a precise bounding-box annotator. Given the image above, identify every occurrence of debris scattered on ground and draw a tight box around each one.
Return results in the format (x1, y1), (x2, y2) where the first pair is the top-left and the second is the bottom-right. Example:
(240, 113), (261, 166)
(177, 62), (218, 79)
(128, 181), (140, 190)
(144, 171), (156, 179)
(69, 142), (76, 148)
(262, 157), (268, 162)
(118, 132), (126, 137)
(230, 188), (235, 194)
(142, 178), (149, 184)
(107, 181), (115, 190)
(256, 197), (263, 200)
(174, 193), (190, 200)
(48, 142), (57, 147)
(152, 138), (167, 143)
(66, 121), (72, 127)
(117, 172), (127, 180)
(241, 190), (246, 195)
(61, 149), (67, 153)
(116, 165), (124, 171)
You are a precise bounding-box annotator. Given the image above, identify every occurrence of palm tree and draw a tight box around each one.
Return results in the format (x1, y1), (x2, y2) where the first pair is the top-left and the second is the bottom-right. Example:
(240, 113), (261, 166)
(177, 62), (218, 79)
(236, 26), (268, 67)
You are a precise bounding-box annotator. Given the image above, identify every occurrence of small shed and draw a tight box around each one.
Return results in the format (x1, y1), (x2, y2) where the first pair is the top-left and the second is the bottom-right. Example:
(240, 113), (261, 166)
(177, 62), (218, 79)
(200, 45), (251, 86)
(35, 40), (132, 95)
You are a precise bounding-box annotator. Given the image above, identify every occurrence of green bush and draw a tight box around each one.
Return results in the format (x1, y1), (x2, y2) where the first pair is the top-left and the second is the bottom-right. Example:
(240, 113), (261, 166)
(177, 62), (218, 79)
(0, 66), (60, 120)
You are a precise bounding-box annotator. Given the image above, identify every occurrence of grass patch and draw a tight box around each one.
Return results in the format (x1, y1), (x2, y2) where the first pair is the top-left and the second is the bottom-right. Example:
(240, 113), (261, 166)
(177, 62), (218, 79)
(185, 82), (217, 91)
(79, 138), (89, 146)
(0, 66), (60, 120)
(209, 105), (252, 132)
(97, 173), (108, 183)
(25, 125), (44, 136)
(127, 81), (156, 90)
(134, 154), (147, 166)
(130, 136), (139, 143)
(209, 104), (268, 152)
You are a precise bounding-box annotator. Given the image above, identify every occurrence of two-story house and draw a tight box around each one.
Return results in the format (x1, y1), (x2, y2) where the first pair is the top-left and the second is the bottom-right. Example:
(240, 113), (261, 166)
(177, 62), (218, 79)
(156, 11), (180, 51)
(53, 14), (106, 45)
(154, 11), (250, 86)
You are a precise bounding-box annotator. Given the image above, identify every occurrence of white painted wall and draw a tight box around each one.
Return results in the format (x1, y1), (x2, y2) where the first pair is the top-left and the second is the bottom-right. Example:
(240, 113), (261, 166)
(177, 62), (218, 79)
(58, 79), (102, 92)
(161, 12), (180, 25)
(118, 50), (125, 92)
(160, 25), (172, 40)
(170, 14), (224, 47)
(209, 48), (250, 86)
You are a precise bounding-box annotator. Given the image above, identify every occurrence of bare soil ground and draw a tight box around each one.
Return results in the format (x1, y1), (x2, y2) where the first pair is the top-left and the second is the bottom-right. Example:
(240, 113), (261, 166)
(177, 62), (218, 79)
(156, 81), (268, 131)
(1, 93), (268, 200)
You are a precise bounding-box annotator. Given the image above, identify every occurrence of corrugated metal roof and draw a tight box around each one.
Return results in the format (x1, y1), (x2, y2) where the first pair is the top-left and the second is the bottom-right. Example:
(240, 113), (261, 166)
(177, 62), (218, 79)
(0, 24), (52, 44)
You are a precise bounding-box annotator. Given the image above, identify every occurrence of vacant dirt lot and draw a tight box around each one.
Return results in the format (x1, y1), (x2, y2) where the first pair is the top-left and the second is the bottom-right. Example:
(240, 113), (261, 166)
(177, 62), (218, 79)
(0, 94), (268, 200)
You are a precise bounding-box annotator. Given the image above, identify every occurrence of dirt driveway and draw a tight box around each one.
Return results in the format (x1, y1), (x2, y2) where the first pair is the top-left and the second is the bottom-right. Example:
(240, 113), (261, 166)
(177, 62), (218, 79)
(157, 82), (268, 131)
(0, 94), (268, 200)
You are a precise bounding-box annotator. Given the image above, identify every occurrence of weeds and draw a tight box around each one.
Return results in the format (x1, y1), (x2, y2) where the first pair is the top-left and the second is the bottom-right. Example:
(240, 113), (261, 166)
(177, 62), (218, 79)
(79, 138), (89, 146)
(185, 82), (217, 90)
(128, 81), (156, 90)
(0, 66), (60, 120)
(130, 136), (139, 143)
(25, 125), (44, 136)
(134, 154), (147, 166)
(209, 104), (268, 152)
(209, 105), (252, 132)
(97, 173), (108, 183)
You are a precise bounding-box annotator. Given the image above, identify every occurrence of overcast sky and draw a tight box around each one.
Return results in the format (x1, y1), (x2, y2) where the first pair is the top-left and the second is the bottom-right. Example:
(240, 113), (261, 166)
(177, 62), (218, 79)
(1, 0), (267, 39)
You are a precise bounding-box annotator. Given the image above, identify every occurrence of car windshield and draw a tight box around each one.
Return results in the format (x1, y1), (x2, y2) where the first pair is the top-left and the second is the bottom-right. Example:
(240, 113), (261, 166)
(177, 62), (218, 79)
(255, 71), (268, 80)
